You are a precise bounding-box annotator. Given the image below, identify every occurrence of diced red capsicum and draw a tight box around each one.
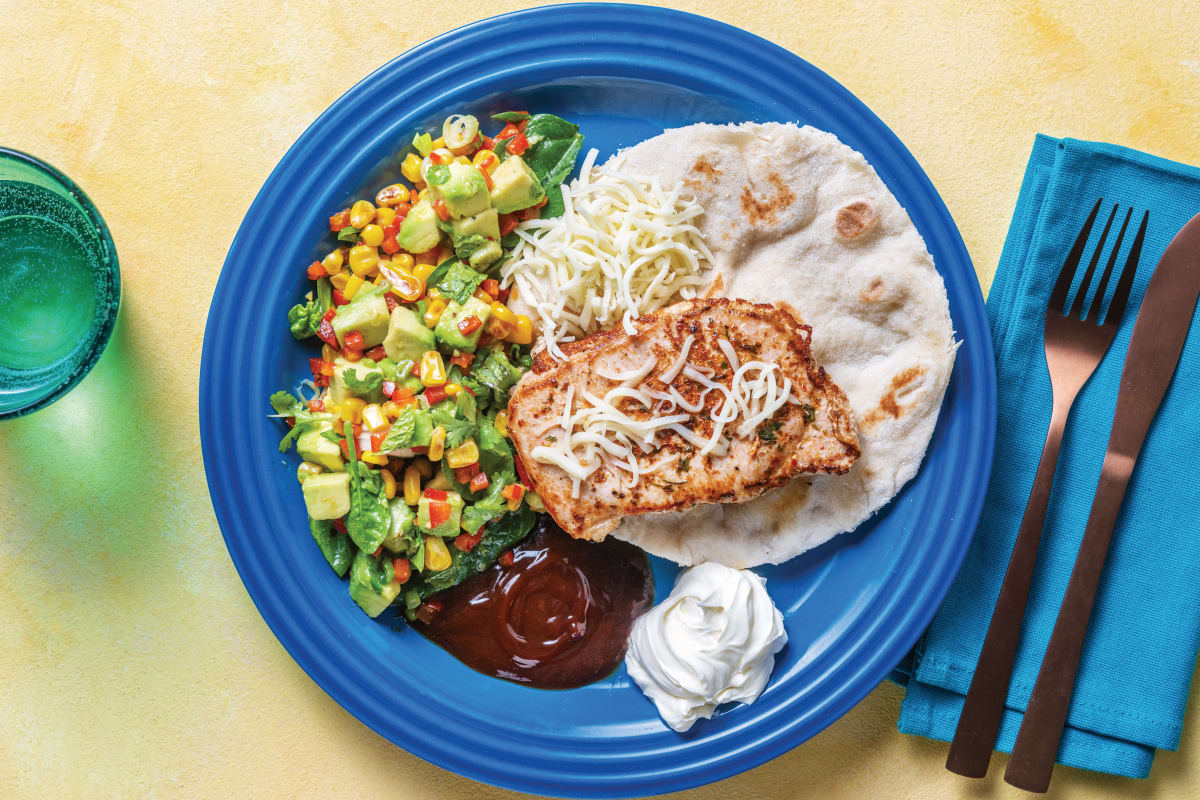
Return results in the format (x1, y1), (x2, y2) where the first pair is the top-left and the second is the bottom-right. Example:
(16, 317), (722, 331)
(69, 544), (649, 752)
(432, 199), (451, 222)
(454, 463), (480, 484)
(423, 385), (448, 406)
(429, 150), (450, 165)
(306, 261), (326, 280)
(380, 224), (400, 255)
(392, 558), (411, 584)
(365, 345), (387, 362)
(456, 315), (482, 336)
(499, 213), (520, 236)
(513, 451), (530, 485)
(308, 397), (325, 413)
(381, 380), (396, 398)
(332, 289), (350, 307)
(333, 518), (348, 535)
(468, 472), (490, 493)
(329, 208), (351, 231)
(506, 132), (529, 156)
(449, 352), (475, 369)
(344, 330), (365, 350)
(423, 488), (448, 501)
(309, 358), (335, 377)
(480, 279), (501, 298)
(499, 550), (514, 567)
(370, 431), (387, 451)
(427, 500), (450, 529)
(501, 483), (526, 510)
(384, 293), (400, 312)
(410, 360), (423, 377)
(317, 319), (340, 350)
(453, 531), (482, 552)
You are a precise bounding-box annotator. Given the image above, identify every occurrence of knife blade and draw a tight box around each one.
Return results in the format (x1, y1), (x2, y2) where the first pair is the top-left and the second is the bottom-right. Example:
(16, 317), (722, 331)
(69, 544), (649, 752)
(1005, 211), (1200, 792)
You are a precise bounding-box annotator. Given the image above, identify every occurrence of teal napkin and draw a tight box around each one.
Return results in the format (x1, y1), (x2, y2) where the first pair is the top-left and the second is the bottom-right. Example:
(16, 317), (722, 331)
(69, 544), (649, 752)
(895, 135), (1200, 778)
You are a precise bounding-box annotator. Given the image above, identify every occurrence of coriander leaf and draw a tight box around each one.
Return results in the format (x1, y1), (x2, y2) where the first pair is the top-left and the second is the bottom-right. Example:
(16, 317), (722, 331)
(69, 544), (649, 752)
(374, 407), (417, 452)
(343, 427), (391, 554)
(455, 389), (477, 423)
(460, 477), (510, 534)
(435, 261), (486, 305)
(320, 428), (342, 445)
(449, 364), (491, 411)
(801, 404), (816, 423)
(412, 131), (434, 157)
(269, 391), (331, 452)
(473, 349), (523, 403)
(491, 111), (530, 123)
(451, 233), (492, 264)
(500, 232), (520, 250)
(337, 226), (362, 244)
(287, 301), (322, 339)
(343, 369), (384, 395)
(431, 406), (475, 450)
(756, 419), (782, 443)
(270, 390), (302, 416)
(476, 413), (513, 478)
(309, 516), (353, 577)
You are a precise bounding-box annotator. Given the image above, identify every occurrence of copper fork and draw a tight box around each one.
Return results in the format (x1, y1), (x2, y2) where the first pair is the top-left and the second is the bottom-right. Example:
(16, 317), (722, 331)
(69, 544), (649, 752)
(945, 199), (1150, 778)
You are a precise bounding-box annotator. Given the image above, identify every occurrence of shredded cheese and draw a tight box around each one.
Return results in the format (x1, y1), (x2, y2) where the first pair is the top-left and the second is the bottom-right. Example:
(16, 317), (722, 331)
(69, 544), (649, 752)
(531, 346), (797, 496)
(500, 149), (715, 360)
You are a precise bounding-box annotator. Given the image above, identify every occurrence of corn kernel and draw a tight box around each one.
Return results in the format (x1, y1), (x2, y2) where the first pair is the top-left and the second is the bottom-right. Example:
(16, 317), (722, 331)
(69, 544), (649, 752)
(420, 350), (447, 387)
(360, 224), (384, 247)
(494, 410), (509, 438)
(413, 458), (434, 479)
(322, 249), (344, 275)
(428, 425), (446, 462)
(423, 299), (447, 328)
(373, 272), (389, 287)
(426, 287), (443, 301)
(443, 382), (462, 397)
(425, 535), (451, 571)
(401, 154), (423, 183)
(343, 274), (365, 299)
(296, 461), (324, 483)
(403, 465), (421, 505)
(361, 451), (389, 466)
(393, 253), (415, 272)
(412, 261), (436, 282)
(417, 188), (431, 206)
(338, 397), (366, 424)
(472, 150), (499, 173)
(485, 316), (511, 339)
(375, 183), (409, 208)
(321, 344), (337, 363)
(331, 416), (345, 435)
(382, 401), (404, 419)
(473, 287), (493, 305)
(375, 206), (397, 227)
(431, 136), (446, 151)
(362, 403), (387, 431)
(509, 315), (534, 345)
(343, 348), (362, 362)
(330, 272), (350, 291)
(380, 469), (397, 500)
(350, 199), (376, 228)
(349, 245), (379, 276)
(454, 155), (471, 165)
(490, 302), (517, 325)
(445, 439), (479, 469)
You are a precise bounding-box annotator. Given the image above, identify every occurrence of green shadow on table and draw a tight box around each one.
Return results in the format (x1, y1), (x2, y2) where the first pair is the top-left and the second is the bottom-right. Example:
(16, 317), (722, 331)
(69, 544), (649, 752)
(0, 306), (177, 586)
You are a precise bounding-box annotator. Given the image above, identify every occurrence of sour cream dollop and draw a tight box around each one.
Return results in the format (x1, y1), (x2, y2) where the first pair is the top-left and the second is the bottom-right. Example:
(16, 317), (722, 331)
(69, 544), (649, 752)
(625, 562), (787, 732)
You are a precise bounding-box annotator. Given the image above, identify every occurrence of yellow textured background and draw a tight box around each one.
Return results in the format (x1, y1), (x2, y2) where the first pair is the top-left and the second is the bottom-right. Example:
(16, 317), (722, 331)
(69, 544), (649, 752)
(2, 1), (1198, 797)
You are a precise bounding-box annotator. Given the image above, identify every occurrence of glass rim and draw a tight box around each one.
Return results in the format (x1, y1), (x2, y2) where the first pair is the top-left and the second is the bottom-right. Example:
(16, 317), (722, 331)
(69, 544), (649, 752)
(0, 146), (121, 419)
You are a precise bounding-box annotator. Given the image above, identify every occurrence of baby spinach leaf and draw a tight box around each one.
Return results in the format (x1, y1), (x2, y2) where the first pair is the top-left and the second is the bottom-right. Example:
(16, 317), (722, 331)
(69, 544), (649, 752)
(336, 225), (362, 244)
(316, 277), (333, 315)
(344, 428), (391, 554)
(409, 505), (535, 599)
(491, 111), (530, 123)
(309, 517), (354, 577)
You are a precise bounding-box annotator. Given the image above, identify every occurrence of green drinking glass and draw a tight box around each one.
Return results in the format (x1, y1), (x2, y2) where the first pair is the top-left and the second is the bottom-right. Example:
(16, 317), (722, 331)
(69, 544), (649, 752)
(0, 148), (119, 418)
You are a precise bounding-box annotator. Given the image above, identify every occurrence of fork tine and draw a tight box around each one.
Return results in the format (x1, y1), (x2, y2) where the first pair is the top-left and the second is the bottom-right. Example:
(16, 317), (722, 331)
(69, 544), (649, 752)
(1104, 210), (1149, 326)
(1070, 203), (1118, 319)
(1050, 199), (1102, 313)
(1091, 207), (1132, 322)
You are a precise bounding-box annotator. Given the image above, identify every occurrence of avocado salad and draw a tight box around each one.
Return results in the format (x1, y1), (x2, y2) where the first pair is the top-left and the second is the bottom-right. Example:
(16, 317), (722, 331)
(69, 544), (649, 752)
(270, 110), (583, 620)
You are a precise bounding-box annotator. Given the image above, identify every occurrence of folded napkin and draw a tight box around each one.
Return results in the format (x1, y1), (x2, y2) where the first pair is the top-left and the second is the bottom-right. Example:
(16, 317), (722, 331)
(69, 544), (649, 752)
(894, 135), (1200, 778)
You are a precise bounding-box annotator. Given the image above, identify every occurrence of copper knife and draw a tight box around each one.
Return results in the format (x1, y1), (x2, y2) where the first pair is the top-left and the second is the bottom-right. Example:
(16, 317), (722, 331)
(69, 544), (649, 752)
(1005, 211), (1200, 792)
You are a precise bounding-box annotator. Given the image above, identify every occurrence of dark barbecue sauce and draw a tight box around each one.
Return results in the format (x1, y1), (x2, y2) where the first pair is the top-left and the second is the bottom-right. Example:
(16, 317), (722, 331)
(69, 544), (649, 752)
(415, 516), (654, 689)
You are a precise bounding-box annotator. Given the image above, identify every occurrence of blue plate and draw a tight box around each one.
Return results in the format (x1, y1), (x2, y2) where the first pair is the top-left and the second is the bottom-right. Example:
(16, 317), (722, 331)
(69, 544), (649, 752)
(200, 5), (995, 797)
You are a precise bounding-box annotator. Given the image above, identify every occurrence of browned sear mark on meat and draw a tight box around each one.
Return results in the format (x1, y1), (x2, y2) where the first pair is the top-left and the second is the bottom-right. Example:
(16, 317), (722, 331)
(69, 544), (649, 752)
(740, 174), (795, 227)
(835, 201), (877, 241)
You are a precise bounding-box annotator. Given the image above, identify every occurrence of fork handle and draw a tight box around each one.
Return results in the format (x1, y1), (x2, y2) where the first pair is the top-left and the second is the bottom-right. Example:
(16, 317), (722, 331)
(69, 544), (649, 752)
(1004, 456), (1133, 792)
(945, 402), (1070, 778)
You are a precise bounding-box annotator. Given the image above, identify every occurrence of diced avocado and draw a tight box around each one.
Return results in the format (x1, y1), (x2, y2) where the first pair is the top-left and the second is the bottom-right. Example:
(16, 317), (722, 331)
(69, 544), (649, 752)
(467, 239), (502, 269)
(382, 305), (436, 363)
(382, 500), (416, 554)
(451, 207), (501, 241)
(489, 155), (545, 214)
(301, 472), (351, 520)
(431, 162), (491, 219)
(348, 551), (401, 618)
(434, 296), (492, 353)
(411, 408), (434, 447)
(330, 357), (386, 405)
(296, 421), (344, 472)
(331, 291), (389, 349)
(417, 491), (464, 537)
(397, 198), (442, 253)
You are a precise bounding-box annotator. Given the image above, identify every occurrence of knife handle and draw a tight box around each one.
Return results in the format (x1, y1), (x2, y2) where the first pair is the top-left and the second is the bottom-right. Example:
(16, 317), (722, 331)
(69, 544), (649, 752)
(1004, 454), (1134, 792)
(946, 402), (1070, 777)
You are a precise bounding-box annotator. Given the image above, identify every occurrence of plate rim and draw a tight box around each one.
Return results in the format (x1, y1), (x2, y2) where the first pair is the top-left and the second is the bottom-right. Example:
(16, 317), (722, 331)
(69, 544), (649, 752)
(199, 4), (996, 797)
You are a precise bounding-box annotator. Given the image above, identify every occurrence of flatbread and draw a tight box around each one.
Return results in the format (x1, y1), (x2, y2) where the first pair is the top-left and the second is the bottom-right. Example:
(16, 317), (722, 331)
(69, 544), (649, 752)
(604, 122), (956, 568)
